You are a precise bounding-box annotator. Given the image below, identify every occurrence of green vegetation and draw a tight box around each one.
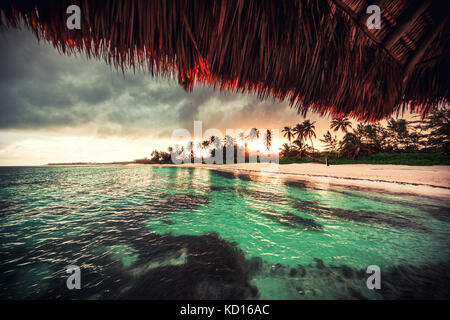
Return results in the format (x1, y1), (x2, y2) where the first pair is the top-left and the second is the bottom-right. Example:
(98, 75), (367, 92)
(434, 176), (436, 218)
(281, 108), (450, 166)
(280, 152), (450, 166)
(143, 108), (449, 166)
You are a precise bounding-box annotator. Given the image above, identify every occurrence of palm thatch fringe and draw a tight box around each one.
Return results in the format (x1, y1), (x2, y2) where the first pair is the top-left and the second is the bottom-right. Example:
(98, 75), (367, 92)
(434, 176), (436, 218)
(1, 0), (448, 121)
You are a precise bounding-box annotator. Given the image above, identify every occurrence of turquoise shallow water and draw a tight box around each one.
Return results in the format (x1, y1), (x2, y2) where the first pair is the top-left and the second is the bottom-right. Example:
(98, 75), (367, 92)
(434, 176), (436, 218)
(0, 166), (449, 299)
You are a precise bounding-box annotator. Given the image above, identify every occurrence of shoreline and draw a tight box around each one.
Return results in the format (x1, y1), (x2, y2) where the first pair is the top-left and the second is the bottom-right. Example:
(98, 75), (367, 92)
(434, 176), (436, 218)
(158, 163), (450, 199)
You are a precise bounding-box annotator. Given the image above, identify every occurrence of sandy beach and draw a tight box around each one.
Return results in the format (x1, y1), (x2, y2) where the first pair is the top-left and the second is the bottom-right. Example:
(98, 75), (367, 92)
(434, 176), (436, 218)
(160, 163), (450, 199)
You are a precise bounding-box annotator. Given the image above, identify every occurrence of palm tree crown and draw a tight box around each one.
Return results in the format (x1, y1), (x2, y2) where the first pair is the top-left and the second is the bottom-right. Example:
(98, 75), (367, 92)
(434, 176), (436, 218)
(282, 126), (294, 144)
(293, 123), (304, 142)
(330, 117), (352, 133)
(264, 129), (272, 151)
(248, 128), (260, 140)
(301, 120), (316, 151)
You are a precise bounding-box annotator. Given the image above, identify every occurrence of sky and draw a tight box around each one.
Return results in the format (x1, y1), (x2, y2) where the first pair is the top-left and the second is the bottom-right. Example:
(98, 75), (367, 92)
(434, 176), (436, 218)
(0, 26), (414, 166)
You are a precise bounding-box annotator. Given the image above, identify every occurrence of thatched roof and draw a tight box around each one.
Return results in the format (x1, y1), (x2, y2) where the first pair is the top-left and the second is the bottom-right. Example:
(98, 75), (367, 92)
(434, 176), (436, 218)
(1, 0), (448, 121)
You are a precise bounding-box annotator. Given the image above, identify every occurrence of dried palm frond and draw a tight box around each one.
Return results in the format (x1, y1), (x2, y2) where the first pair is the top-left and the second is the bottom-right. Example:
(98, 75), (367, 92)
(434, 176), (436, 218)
(1, 0), (448, 121)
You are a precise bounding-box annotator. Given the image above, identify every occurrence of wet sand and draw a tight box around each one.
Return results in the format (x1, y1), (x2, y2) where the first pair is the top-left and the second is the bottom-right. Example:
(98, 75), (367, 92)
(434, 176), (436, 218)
(159, 163), (450, 199)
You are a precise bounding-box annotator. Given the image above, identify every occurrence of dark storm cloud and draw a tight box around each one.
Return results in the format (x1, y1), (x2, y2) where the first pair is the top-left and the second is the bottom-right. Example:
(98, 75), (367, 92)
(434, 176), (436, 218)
(0, 27), (299, 137)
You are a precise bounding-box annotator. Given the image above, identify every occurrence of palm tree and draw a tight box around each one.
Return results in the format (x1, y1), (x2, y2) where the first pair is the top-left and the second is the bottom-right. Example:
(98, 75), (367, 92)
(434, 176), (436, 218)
(320, 131), (338, 153)
(223, 135), (235, 148)
(196, 141), (203, 152)
(292, 139), (304, 150)
(208, 135), (222, 152)
(338, 132), (376, 159)
(387, 118), (410, 150)
(264, 129), (272, 152)
(338, 133), (362, 159)
(355, 123), (385, 152)
(282, 126), (294, 144)
(293, 123), (304, 142)
(422, 108), (450, 154)
(248, 128), (260, 141)
(236, 131), (246, 152)
(194, 142), (203, 161)
(237, 131), (246, 144)
(200, 139), (211, 160)
(280, 143), (292, 158)
(204, 136), (222, 159)
(150, 150), (161, 163)
(301, 120), (316, 151)
(236, 131), (246, 161)
(247, 128), (260, 152)
(187, 141), (194, 163)
(172, 144), (185, 162)
(330, 116), (352, 133)
(201, 139), (210, 149)
(291, 139), (312, 159)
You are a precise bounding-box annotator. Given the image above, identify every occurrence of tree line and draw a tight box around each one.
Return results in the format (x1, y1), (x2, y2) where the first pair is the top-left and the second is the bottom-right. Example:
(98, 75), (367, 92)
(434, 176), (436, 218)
(140, 108), (449, 164)
(281, 108), (449, 160)
(144, 128), (276, 164)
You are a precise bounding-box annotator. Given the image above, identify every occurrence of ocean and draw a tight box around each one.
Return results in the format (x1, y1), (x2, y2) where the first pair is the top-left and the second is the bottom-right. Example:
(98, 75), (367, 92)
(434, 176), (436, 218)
(0, 166), (449, 299)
